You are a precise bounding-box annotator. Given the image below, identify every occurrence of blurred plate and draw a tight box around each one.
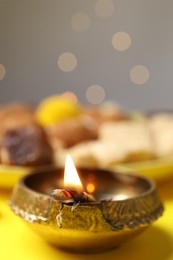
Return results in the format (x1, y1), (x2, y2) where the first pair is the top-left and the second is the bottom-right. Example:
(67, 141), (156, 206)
(0, 164), (57, 189)
(0, 165), (31, 189)
(1, 157), (173, 189)
(114, 157), (173, 181)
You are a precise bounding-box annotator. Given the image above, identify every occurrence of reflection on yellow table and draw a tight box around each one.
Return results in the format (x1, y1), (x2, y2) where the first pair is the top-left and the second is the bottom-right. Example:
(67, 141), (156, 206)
(1, 180), (173, 260)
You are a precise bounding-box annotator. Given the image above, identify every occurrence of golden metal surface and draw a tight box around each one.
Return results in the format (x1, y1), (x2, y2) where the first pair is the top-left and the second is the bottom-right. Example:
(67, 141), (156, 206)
(9, 167), (163, 253)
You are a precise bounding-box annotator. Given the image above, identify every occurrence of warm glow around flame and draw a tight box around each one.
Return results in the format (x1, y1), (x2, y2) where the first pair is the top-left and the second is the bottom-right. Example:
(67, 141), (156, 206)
(86, 183), (95, 193)
(64, 154), (83, 191)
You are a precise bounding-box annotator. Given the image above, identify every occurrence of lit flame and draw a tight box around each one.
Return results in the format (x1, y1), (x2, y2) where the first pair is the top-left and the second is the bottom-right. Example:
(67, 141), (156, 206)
(64, 154), (83, 191)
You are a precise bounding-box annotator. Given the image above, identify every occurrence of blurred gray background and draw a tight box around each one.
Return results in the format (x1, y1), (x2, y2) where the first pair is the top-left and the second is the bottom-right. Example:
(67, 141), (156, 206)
(0, 0), (173, 111)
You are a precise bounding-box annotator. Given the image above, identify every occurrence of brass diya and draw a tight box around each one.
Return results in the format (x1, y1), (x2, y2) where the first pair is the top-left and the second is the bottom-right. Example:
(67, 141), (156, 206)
(9, 167), (163, 253)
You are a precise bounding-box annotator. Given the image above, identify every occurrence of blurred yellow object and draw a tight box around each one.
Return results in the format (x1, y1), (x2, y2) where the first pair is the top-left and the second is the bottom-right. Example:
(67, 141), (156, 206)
(0, 165), (31, 188)
(115, 157), (173, 181)
(35, 94), (81, 126)
(1, 157), (173, 189)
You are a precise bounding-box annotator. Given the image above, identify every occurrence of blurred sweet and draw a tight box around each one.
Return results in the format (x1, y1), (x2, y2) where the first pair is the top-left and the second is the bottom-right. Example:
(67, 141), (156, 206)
(47, 101), (128, 150)
(0, 102), (53, 166)
(0, 102), (36, 141)
(55, 120), (154, 168)
(47, 116), (98, 148)
(148, 113), (173, 158)
(35, 93), (81, 126)
(0, 102), (34, 117)
(99, 121), (154, 162)
(55, 140), (127, 168)
(82, 101), (128, 132)
(2, 96), (173, 171)
(0, 123), (53, 166)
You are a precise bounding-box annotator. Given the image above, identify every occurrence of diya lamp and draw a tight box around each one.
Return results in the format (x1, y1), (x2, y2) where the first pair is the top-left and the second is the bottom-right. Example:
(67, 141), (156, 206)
(9, 155), (164, 253)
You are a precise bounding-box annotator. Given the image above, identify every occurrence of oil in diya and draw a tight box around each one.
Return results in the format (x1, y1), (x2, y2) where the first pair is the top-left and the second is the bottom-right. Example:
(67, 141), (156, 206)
(9, 154), (164, 253)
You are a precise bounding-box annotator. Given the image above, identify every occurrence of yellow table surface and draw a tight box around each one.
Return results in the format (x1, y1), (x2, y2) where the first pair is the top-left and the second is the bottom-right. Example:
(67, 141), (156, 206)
(1, 178), (173, 260)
